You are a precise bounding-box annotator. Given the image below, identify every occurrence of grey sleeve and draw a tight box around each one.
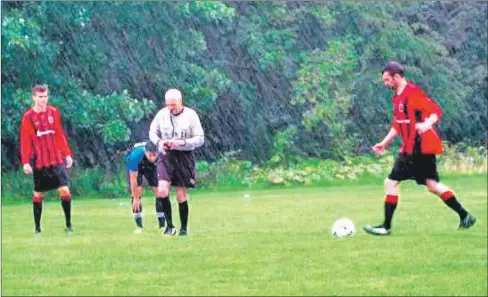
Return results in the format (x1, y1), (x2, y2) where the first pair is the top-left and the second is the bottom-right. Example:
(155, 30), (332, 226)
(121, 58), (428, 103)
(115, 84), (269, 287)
(149, 111), (162, 145)
(181, 111), (204, 150)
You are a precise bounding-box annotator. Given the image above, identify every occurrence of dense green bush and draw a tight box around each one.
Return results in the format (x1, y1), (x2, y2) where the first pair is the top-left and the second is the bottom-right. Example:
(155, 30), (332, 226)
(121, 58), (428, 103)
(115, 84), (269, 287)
(2, 144), (485, 203)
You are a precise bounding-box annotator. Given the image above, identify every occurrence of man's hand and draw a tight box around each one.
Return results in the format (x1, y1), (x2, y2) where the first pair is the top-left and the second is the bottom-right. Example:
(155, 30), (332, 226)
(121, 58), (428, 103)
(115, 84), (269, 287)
(415, 121), (432, 134)
(23, 163), (33, 174)
(132, 197), (141, 212)
(157, 140), (167, 155)
(163, 139), (185, 149)
(372, 143), (386, 156)
(65, 156), (73, 169)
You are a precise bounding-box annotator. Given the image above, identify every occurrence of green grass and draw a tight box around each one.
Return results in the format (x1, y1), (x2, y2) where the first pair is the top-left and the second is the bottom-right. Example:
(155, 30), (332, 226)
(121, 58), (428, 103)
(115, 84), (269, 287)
(2, 174), (487, 296)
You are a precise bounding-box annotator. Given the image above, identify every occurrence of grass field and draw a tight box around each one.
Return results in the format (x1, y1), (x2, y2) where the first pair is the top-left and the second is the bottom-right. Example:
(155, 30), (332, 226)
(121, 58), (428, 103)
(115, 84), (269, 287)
(2, 174), (487, 296)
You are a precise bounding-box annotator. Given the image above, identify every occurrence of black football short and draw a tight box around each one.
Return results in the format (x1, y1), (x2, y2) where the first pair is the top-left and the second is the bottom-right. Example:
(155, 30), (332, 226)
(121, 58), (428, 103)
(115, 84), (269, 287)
(126, 161), (158, 193)
(388, 153), (439, 185)
(158, 150), (196, 188)
(33, 165), (70, 192)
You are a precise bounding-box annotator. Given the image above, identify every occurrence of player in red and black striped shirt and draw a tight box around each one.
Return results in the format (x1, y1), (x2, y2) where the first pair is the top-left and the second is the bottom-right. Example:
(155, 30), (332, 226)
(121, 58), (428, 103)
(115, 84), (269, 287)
(363, 61), (476, 236)
(20, 84), (74, 234)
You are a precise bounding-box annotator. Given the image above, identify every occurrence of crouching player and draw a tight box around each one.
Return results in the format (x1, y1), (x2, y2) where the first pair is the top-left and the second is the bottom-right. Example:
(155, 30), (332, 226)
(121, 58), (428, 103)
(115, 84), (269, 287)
(126, 141), (165, 233)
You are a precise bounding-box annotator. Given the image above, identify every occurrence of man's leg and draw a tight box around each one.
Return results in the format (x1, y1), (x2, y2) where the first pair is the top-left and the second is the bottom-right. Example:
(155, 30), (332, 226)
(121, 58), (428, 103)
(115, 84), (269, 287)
(57, 186), (73, 233)
(363, 178), (400, 236)
(157, 180), (175, 236)
(152, 187), (166, 229)
(157, 157), (175, 236)
(32, 192), (45, 234)
(176, 187), (189, 236)
(426, 179), (476, 229)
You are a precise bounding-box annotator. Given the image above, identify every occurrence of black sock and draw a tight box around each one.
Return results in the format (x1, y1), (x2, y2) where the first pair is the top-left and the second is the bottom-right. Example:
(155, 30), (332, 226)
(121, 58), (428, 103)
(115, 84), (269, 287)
(33, 202), (42, 231)
(155, 198), (166, 228)
(444, 196), (468, 220)
(61, 199), (72, 228)
(161, 196), (173, 228)
(179, 201), (189, 231)
(132, 198), (143, 228)
(384, 202), (397, 229)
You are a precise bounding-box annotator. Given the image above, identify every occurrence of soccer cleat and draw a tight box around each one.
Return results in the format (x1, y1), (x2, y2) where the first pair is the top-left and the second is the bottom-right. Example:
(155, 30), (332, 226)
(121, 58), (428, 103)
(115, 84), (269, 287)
(459, 214), (476, 229)
(163, 227), (176, 237)
(65, 226), (74, 235)
(179, 229), (188, 236)
(34, 229), (41, 235)
(134, 227), (144, 234)
(362, 224), (391, 236)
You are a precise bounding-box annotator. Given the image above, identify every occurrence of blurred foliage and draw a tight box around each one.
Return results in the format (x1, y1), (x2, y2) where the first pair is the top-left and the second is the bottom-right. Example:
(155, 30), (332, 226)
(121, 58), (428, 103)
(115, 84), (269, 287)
(2, 143), (486, 202)
(1, 1), (487, 177)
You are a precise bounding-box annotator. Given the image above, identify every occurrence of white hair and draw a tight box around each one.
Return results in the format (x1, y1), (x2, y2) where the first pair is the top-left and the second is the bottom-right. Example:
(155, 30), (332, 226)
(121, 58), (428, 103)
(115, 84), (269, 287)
(164, 88), (182, 102)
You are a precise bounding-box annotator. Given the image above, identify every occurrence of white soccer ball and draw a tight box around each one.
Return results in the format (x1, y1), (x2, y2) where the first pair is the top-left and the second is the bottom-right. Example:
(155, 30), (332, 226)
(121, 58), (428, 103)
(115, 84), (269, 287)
(332, 218), (356, 238)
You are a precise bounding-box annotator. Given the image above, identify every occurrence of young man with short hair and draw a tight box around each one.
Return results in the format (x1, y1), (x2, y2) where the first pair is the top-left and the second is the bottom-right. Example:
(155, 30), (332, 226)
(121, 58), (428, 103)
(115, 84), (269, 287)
(20, 84), (74, 234)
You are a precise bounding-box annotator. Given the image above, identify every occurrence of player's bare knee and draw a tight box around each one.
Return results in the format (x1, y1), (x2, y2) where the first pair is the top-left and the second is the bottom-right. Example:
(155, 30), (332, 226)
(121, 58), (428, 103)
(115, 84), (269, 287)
(176, 188), (187, 203)
(32, 193), (44, 203)
(425, 179), (437, 190)
(58, 186), (71, 196)
(157, 187), (169, 197)
(384, 178), (399, 195)
(384, 178), (398, 188)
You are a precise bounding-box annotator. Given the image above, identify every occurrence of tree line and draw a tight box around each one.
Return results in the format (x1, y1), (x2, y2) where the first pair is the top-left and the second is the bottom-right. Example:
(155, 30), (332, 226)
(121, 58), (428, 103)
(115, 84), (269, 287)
(2, 1), (486, 172)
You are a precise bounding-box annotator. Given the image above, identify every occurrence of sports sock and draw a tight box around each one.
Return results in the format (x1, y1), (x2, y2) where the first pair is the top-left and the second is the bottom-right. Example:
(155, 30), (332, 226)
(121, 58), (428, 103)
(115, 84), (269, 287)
(60, 195), (72, 228)
(179, 201), (189, 231)
(132, 197), (143, 228)
(155, 198), (166, 228)
(383, 195), (398, 229)
(440, 191), (468, 220)
(33, 201), (43, 232)
(161, 196), (174, 228)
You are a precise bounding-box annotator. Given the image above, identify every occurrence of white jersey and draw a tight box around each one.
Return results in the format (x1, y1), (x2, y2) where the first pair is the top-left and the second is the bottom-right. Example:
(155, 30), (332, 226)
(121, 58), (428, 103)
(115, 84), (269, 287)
(149, 107), (204, 151)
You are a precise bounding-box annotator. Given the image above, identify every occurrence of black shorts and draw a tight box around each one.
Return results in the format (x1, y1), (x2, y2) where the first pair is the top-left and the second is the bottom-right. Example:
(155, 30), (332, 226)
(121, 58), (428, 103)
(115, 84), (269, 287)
(158, 150), (196, 188)
(388, 153), (439, 185)
(33, 165), (69, 192)
(126, 162), (158, 192)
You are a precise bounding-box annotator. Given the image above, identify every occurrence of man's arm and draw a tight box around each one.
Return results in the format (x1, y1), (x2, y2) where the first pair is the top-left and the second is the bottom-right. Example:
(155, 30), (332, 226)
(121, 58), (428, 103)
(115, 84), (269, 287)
(149, 111), (165, 152)
(53, 108), (74, 167)
(129, 171), (141, 199)
(372, 127), (398, 155)
(20, 112), (34, 174)
(180, 111), (204, 150)
(413, 89), (442, 134)
(127, 150), (144, 211)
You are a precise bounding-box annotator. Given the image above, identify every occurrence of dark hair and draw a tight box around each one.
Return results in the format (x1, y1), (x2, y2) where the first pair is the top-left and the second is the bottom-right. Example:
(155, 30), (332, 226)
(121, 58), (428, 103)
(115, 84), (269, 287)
(145, 141), (158, 153)
(382, 61), (404, 76)
(32, 84), (48, 95)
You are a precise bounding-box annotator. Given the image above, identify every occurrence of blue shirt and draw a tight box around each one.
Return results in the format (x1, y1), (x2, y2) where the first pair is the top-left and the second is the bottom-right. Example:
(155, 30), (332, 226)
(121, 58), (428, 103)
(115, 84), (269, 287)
(126, 145), (146, 172)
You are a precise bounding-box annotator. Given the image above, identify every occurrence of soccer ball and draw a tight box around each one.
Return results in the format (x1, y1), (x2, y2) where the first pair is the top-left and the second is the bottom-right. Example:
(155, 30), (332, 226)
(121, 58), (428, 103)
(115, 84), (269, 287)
(332, 218), (355, 238)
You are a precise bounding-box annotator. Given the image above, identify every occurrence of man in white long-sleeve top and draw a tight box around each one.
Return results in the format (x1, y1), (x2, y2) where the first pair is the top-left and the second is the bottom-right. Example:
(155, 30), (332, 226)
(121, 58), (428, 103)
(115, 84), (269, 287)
(149, 88), (205, 236)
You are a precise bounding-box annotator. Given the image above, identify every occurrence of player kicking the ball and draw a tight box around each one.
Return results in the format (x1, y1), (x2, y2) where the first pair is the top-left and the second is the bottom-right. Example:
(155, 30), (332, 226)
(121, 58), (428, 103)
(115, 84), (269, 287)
(363, 61), (476, 236)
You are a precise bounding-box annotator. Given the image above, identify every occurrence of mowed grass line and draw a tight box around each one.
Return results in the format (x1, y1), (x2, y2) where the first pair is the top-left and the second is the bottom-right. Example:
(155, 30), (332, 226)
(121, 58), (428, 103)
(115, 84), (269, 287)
(2, 175), (487, 296)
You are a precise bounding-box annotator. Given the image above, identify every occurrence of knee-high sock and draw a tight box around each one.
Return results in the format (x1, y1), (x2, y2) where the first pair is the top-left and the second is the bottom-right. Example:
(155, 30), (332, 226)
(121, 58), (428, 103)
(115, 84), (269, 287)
(155, 198), (166, 228)
(179, 201), (189, 231)
(383, 195), (398, 229)
(439, 191), (468, 220)
(32, 195), (43, 231)
(161, 196), (173, 228)
(60, 195), (72, 228)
